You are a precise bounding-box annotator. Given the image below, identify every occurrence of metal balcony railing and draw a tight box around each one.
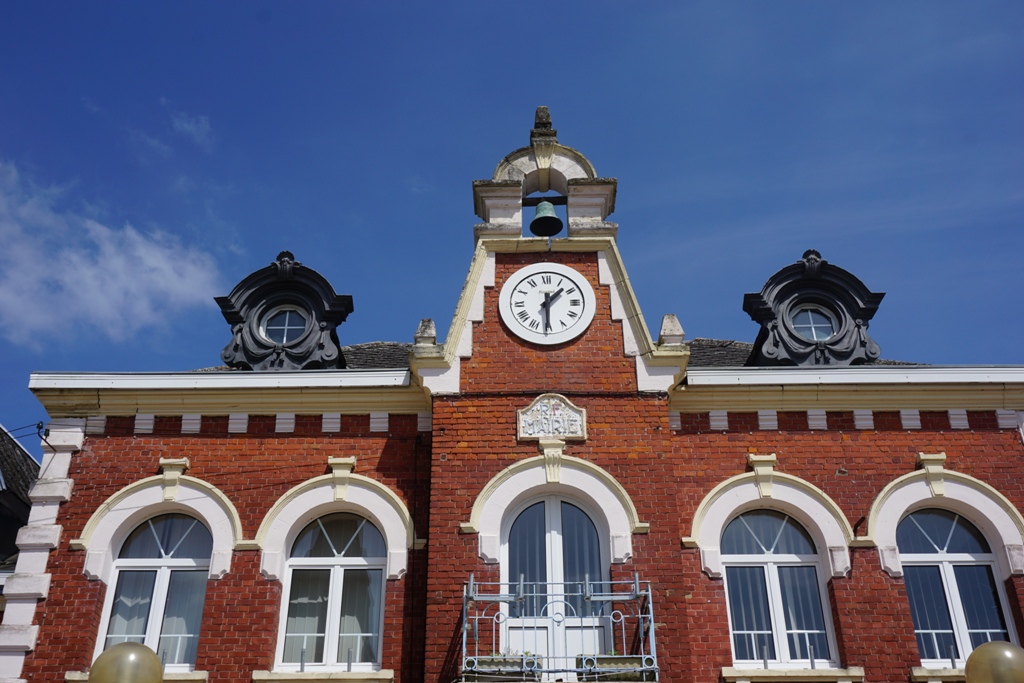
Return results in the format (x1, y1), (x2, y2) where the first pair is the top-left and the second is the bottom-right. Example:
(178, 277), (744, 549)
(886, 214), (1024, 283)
(461, 573), (658, 682)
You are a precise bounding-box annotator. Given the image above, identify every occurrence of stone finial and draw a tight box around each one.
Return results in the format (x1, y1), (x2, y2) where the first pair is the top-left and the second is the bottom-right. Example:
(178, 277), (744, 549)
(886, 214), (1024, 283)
(531, 106), (557, 143)
(414, 318), (436, 346)
(658, 314), (685, 346)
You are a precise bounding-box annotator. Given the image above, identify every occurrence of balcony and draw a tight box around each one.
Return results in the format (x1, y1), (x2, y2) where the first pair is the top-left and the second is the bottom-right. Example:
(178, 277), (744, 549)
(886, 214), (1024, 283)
(461, 574), (658, 682)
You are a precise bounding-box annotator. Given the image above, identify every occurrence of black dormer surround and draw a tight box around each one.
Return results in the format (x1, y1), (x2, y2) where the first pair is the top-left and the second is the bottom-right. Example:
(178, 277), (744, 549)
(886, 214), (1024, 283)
(743, 250), (885, 367)
(216, 251), (354, 371)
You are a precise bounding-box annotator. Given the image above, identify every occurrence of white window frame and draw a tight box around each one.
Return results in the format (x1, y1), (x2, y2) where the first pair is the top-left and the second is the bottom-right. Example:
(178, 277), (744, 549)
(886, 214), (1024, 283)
(275, 516), (387, 672)
(95, 516), (211, 673)
(500, 495), (611, 600)
(898, 513), (1018, 668)
(260, 305), (310, 346)
(721, 517), (839, 669)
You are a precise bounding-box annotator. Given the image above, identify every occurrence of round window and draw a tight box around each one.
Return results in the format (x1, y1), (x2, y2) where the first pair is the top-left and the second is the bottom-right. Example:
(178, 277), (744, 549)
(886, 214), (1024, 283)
(791, 306), (835, 341)
(262, 307), (308, 344)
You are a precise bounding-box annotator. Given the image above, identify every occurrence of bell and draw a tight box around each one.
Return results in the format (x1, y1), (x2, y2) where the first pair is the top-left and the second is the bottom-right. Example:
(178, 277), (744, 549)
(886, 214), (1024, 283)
(529, 200), (564, 237)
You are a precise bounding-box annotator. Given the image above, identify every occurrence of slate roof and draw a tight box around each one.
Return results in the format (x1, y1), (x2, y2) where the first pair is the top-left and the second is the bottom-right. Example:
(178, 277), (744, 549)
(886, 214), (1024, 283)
(342, 342), (412, 369)
(0, 424), (38, 509)
(198, 339), (916, 371)
(686, 337), (920, 367)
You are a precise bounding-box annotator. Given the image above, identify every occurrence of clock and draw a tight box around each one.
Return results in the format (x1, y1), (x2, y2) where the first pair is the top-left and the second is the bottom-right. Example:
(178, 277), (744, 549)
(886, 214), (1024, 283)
(497, 262), (596, 345)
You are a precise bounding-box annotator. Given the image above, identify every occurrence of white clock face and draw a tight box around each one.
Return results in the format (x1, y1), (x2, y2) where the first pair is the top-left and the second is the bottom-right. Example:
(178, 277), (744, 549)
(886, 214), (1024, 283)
(498, 262), (596, 345)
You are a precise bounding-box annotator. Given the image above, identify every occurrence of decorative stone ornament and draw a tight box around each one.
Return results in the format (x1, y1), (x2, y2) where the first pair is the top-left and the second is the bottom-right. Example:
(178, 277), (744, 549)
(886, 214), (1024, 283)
(743, 250), (885, 367)
(517, 393), (587, 441)
(216, 251), (354, 371)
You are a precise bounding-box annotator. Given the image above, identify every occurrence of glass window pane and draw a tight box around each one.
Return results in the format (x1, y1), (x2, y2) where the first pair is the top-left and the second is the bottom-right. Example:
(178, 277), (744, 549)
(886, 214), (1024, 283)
(105, 571), (156, 648)
(778, 565), (829, 660)
(159, 570), (208, 665)
(726, 566), (775, 661)
(509, 502), (547, 617)
(898, 510), (989, 554)
(291, 514), (386, 559)
(119, 515), (212, 560)
(283, 569), (330, 663)
(337, 569), (383, 664)
(954, 565), (1009, 647)
(904, 565), (958, 660)
(561, 502), (605, 617)
(722, 511), (815, 555)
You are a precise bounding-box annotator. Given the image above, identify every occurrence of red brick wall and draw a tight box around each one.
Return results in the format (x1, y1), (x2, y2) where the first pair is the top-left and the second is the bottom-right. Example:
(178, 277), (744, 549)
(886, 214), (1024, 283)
(423, 392), (1024, 683)
(22, 414), (430, 683)
(461, 253), (637, 394)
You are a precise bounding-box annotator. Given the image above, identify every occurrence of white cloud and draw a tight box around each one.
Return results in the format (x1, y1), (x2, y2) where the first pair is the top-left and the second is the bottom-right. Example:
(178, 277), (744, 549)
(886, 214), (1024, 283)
(171, 111), (214, 151)
(0, 161), (221, 348)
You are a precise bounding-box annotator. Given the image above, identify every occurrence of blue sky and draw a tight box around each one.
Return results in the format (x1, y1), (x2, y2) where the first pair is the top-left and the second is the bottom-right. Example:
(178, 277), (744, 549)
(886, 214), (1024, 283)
(1, 2), (1022, 458)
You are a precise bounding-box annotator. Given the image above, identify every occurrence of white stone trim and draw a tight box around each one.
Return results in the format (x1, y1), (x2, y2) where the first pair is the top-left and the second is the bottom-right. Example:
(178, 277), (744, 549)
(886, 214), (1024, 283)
(134, 414), (154, 434)
(30, 370), (412, 390)
(15, 525), (60, 550)
(64, 672), (210, 682)
(686, 366), (1024, 386)
(461, 454), (648, 565)
(417, 412), (432, 432)
(0, 575), (49, 600)
(228, 413), (248, 433)
(369, 413), (389, 433)
(864, 457), (1024, 579)
(948, 409), (969, 429)
(758, 410), (778, 431)
(668, 412), (682, 431)
(996, 410), (1018, 429)
(900, 409), (921, 430)
(721, 667), (864, 683)
(181, 414), (202, 434)
(71, 475), (242, 583)
(322, 413), (341, 432)
(85, 415), (106, 434)
(853, 410), (874, 429)
(255, 466), (416, 581)
(807, 409), (827, 430)
(683, 455), (853, 578)
(251, 671), (394, 683)
(0, 421), (83, 676)
(275, 413), (295, 433)
(709, 411), (729, 431)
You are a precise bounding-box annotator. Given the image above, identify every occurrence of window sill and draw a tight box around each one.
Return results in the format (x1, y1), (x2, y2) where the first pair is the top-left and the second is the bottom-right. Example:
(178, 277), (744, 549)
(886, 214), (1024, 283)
(253, 670), (395, 683)
(66, 672), (208, 682)
(721, 667), (865, 683)
(910, 667), (965, 683)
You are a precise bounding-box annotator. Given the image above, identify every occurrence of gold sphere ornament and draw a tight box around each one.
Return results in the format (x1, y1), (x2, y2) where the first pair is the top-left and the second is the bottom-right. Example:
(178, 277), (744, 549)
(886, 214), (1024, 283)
(88, 642), (163, 683)
(966, 641), (1024, 683)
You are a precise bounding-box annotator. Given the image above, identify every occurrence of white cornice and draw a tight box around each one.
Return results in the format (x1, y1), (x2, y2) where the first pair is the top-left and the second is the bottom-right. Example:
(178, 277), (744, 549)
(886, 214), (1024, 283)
(686, 366), (1024, 386)
(29, 369), (411, 391)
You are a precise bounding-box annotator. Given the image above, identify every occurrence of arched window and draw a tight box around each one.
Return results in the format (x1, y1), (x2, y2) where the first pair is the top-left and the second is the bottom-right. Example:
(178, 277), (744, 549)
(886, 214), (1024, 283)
(501, 496), (609, 665)
(897, 509), (1016, 665)
(278, 513), (387, 670)
(506, 498), (606, 618)
(722, 510), (836, 668)
(100, 514), (212, 669)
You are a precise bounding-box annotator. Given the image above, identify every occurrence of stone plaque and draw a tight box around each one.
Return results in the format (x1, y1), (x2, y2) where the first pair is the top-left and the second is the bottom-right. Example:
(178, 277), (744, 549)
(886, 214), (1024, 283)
(517, 393), (587, 441)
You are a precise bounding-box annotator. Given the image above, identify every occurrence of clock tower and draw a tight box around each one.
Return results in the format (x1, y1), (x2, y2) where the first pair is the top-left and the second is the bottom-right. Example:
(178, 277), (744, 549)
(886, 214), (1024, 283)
(410, 106), (690, 396)
(416, 107), (690, 681)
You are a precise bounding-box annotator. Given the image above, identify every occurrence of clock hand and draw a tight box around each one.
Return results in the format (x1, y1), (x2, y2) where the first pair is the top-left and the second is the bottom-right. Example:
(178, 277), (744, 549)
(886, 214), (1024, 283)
(542, 292), (552, 332)
(547, 287), (564, 305)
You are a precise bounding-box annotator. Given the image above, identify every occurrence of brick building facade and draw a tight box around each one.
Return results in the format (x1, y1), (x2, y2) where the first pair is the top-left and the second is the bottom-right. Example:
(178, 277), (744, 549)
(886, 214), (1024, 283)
(1, 110), (1023, 683)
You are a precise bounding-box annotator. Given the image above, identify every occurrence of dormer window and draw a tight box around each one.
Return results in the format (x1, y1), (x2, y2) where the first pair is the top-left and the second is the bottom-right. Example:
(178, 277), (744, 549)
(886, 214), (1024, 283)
(216, 252), (353, 371)
(791, 306), (836, 342)
(262, 307), (308, 345)
(743, 250), (885, 366)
